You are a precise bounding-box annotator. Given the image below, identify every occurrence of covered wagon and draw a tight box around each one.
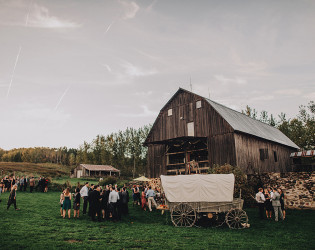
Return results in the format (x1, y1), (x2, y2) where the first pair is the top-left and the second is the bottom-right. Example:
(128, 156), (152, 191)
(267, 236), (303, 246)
(160, 174), (248, 229)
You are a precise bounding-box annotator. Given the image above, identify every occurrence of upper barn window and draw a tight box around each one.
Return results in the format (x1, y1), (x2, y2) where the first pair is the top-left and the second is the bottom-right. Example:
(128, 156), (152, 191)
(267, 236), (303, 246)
(168, 108), (173, 116)
(196, 100), (202, 109)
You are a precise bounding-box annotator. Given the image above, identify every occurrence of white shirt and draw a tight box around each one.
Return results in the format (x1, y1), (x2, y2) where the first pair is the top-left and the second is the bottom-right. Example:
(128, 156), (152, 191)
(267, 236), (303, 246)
(255, 192), (265, 203)
(80, 186), (88, 197)
(108, 190), (120, 203)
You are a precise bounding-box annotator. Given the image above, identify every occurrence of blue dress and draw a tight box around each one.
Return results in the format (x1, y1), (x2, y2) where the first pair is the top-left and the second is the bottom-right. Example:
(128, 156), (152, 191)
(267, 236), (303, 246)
(62, 196), (71, 210)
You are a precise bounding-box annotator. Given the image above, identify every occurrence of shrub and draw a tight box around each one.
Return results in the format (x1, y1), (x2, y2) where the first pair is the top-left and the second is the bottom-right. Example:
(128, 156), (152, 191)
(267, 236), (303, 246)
(99, 176), (117, 186)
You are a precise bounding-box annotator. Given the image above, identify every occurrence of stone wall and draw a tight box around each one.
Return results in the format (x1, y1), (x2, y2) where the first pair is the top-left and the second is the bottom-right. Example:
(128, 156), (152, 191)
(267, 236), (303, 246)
(248, 172), (315, 210)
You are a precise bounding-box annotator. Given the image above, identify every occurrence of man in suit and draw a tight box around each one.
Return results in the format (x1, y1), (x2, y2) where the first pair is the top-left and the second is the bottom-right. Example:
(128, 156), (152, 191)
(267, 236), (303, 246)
(271, 188), (284, 222)
(89, 185), (101, 221)
(87, 184), (95, 217)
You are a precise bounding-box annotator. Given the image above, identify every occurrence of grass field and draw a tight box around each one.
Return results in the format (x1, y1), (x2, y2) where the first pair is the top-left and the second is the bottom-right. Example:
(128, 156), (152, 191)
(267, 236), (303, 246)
(0, 191), (314, 249)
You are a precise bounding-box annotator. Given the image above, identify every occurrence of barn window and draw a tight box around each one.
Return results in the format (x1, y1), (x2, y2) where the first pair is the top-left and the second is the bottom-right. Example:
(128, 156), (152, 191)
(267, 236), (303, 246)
(274, 151), (278, 162)
(259, 148), (269, 161)
(196, 100), (202, 109)
(168, 108), (172, 116)
(187, 122), (194, 136)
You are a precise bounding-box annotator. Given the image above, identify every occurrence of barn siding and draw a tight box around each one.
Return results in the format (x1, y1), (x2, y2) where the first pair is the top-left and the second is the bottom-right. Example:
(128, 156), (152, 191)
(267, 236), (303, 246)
(146, 91), (234, 143)
(234, 133), (295, 173)
(147, 144), (166, 178)
(208, 133), (236, 168)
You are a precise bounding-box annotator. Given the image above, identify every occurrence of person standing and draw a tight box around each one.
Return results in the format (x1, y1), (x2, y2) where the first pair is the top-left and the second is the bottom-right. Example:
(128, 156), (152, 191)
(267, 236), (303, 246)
(141, 189), (147, 211)
(62, 188), (72, 219)
(271, 188), (284, 222)
(23, 176), (28, 192)
(88, 184), (94, 216)
(264, 189), (273, 219)
(19, 176), (24, 192)
(29, 177), (35, 193)
(146, 186), (157, 212)
(90, 185), (101, 222)
(121, 187), (129, 215)
(73, 188), (81, 218)
(80, 182), (89, 215)
(108, 186), (120, 221)
(7, 185), (20, 210)
(255, 188), (265, 219)
(279, 188), (286, 219)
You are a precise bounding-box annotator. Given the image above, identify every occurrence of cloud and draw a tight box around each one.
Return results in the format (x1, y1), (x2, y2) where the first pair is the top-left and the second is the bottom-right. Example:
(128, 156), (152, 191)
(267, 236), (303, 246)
(102, 64), (112, 72)
(119, 0), (140, 19)
(214, 75), (247, 85)
(274, 89), (302, 97)
(121, 61), (157, 77)
(117, 105), (157, 117)
(134, 91), (153, 96)
(26, 4), (80, 28)
(304, 92), (315, 100)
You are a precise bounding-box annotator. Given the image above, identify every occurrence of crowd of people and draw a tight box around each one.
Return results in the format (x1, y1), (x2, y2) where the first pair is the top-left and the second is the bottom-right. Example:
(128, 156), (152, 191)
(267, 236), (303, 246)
(0, 175), (50, 209)
(256, 187), (286, 221)
(59, 182), (163, 222)
(60, 182), (130, 222)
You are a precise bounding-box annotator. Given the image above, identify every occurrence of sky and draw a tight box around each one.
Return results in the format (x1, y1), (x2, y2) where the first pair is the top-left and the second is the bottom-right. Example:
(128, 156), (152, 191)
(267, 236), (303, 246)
(0, 0), (314, 150)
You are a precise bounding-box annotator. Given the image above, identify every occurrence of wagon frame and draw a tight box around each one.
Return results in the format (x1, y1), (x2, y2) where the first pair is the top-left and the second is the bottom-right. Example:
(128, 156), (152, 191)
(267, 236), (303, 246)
(161, 174), (248, 229)
(166, 197), (248, 229)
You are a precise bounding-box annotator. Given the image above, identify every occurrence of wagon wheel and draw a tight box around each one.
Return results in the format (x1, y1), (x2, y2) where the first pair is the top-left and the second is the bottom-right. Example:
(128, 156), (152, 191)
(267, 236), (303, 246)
(171, 203), (196, 227)
(225, 209), (248, 229)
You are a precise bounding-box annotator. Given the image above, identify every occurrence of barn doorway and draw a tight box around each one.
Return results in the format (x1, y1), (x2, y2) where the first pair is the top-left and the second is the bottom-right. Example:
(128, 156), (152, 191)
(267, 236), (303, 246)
(166, 137), (208, 175)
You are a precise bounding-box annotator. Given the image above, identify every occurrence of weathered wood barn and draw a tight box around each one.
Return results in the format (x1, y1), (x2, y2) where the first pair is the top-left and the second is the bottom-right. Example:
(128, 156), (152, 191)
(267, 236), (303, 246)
(144, 88), (299, 178)
(72, 164), (120, 178)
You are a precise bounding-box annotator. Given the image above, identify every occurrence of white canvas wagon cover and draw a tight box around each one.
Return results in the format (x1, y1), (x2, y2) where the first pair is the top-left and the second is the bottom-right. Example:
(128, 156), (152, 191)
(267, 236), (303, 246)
(160, 174), (235, 203)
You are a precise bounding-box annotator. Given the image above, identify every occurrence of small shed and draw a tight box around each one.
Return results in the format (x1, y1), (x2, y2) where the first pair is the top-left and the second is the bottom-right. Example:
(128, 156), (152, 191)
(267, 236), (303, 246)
(73, 164), (120, 178)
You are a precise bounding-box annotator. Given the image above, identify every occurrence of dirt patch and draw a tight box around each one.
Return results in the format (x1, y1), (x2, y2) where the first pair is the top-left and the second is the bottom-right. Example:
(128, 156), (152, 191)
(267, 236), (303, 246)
(65, 239), (82, 244)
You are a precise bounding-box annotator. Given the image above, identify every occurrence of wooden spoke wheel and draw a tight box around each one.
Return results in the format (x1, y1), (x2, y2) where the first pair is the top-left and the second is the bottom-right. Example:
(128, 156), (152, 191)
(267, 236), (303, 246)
(225, 209), (248, 229)
(171, 203), (196, 227)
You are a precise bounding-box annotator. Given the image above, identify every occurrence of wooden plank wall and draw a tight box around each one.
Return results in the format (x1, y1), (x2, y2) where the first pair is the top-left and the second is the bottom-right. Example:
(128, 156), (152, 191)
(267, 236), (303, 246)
(234, 133), (295, 173)
(147, 144), (166, 178)
(208, 133), (236, 168)
(146, 90), (234, 143)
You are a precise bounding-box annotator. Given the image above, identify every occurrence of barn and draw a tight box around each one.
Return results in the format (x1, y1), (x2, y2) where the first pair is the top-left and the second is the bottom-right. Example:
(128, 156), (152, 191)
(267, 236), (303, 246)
(144, 88), (299, 178)
(72, 164), (120, 178)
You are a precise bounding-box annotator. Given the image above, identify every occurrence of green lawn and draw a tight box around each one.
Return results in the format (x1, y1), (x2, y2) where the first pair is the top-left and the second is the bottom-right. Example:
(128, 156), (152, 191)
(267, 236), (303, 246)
(0, 191), (314, 249)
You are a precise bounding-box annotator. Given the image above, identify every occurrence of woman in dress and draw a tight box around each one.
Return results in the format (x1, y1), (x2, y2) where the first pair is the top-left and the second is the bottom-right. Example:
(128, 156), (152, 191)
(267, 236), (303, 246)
(73, 188), (80, 218)
(60, 192), (64, 216)
(264, 188), (272, 219)
(141, 189), (147, 211)
(62, 187), (71, 219)
(279, 188), (286, 219)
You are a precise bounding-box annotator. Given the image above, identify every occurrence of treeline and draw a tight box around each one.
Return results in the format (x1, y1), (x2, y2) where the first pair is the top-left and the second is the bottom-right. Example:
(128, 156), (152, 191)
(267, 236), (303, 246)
(0, 125), (151, 177)
(243, 101), (314, 150)
(75, 125), (151, 176)
(0, 147), (77, 166)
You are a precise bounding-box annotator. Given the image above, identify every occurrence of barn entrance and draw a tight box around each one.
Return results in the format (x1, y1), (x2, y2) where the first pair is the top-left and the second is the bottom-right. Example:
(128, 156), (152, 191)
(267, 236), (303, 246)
(165, 137), (209, 175)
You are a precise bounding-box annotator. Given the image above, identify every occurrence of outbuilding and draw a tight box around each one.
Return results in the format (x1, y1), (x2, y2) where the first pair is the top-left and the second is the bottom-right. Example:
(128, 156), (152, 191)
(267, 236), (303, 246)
(144, 88), (299, 177)
(73, 164), (120, 178)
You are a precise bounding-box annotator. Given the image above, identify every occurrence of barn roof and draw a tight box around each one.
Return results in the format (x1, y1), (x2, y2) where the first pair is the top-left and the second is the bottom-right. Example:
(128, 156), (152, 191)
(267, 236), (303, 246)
(206, 99), (299, 149)
(80, 164), (120, 172)
(145, 88), (299, 149)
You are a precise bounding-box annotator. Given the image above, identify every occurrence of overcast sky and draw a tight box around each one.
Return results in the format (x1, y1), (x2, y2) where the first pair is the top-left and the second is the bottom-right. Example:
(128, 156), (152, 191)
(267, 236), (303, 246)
(0, 0), (314, 150)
